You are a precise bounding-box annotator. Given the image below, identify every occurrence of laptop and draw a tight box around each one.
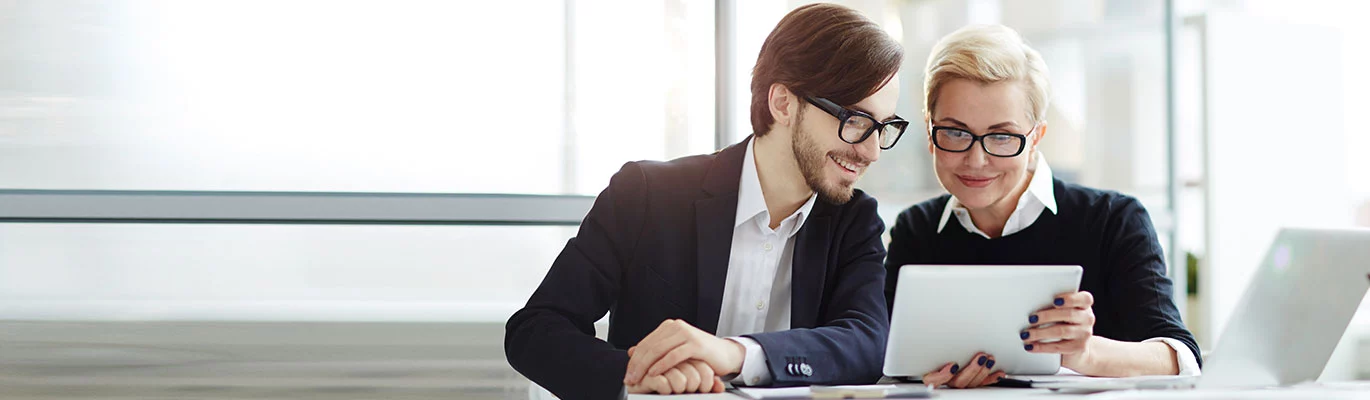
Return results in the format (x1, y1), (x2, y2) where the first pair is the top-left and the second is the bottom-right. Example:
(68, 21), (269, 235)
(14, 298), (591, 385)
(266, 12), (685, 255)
(1030, 227), (1370, 390)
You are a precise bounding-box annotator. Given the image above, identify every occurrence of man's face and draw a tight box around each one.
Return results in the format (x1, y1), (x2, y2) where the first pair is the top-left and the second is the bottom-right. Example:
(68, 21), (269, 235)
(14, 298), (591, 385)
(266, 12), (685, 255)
(792, 75), (901, 204)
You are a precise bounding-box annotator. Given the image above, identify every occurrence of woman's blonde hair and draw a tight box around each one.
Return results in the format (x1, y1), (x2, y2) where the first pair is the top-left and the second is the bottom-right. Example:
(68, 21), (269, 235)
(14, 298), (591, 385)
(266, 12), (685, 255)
(923, 24), (1050, 125)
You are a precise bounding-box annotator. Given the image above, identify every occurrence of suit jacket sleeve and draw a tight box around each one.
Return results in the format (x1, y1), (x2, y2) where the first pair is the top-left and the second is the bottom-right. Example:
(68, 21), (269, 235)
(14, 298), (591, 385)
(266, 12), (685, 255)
(504, 162), (647, 400)
(743, 195), (890, 386)
(1103, 197), (1203, 368)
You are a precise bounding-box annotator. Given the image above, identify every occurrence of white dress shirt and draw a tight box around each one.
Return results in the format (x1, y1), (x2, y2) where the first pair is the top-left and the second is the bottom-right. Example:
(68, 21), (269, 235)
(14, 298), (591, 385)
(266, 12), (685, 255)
(936, 152), (1058, 238)
(715, 139), (816, 386)
(937, 154), (1201, 376)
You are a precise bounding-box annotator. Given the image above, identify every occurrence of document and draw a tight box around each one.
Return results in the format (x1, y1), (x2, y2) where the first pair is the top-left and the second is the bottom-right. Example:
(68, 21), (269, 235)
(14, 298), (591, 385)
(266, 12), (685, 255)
(734, 384), (931, 399)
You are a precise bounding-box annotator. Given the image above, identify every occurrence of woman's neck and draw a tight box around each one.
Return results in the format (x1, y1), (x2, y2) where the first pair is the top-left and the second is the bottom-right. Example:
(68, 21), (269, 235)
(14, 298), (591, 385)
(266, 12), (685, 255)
(966, 171), (1034, 238)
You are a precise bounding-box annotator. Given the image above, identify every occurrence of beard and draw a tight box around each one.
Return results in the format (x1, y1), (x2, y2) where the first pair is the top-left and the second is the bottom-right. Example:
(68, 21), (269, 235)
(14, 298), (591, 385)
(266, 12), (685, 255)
(792, 115), (862, 205)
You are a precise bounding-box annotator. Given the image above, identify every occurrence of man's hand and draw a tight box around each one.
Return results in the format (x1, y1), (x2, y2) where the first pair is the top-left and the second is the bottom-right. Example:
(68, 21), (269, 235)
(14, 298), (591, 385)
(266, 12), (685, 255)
(1022, 291), (1097, 371)
(625, 360), (728, 394)
(622, 319), (745, 386)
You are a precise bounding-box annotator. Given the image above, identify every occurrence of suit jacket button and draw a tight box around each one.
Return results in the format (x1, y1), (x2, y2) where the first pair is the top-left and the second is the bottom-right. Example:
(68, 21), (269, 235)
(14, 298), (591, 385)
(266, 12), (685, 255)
(800, 363), (813, 377)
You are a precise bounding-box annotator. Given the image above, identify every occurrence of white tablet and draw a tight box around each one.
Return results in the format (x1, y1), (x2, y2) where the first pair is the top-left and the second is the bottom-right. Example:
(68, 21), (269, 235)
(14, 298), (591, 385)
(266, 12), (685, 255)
(882, 265), (1083, 378)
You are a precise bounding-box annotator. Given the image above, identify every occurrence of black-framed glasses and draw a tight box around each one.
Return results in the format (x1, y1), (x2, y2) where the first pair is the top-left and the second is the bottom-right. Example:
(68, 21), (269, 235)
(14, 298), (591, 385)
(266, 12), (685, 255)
(930, 125), (1030, 157)
(805, 97), (909, 150)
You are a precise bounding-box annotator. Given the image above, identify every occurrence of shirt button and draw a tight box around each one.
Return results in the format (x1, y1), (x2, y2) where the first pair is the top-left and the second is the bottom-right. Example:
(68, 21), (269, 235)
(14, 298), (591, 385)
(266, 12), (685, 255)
(763, 242), (773, 251)
(756, 301), (765, 310)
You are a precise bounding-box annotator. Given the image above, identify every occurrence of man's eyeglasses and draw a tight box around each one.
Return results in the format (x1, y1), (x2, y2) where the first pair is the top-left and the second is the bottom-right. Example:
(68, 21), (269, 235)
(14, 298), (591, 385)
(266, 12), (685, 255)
(929, 125), (1034, 157)
(805, 97), (908, 150)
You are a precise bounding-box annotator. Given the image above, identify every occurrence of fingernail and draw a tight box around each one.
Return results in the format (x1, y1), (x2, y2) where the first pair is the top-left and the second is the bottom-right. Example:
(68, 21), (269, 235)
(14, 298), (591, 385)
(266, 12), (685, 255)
(977, 356), (987, 366)
(1025, 344), (1034, 351)
(1029, 315), (1039, 324)
(1020, 331), (1030, 340)
(950, 364), (960, 374)
(987, 360), (996, 368)
(1054, 298), (1065, 306)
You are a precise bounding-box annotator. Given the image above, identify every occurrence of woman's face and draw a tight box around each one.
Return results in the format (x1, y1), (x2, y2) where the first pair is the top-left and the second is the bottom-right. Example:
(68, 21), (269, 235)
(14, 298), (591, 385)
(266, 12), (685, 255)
(927, 79), (1043, 212)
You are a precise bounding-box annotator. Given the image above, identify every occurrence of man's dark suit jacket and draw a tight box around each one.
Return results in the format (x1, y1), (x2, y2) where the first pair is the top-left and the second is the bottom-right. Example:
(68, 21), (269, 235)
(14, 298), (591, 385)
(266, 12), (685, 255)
(505, 137), (890, 399)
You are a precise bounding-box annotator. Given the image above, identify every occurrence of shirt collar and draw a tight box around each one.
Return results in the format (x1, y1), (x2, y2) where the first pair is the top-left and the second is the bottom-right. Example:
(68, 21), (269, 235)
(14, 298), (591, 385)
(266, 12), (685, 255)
(786, 191), (819, 238)
(736, 139), (768, 227)
(937, 152), (1058, 233)
(1027, 153), (1058, 215)
(736, 138), (817, 236)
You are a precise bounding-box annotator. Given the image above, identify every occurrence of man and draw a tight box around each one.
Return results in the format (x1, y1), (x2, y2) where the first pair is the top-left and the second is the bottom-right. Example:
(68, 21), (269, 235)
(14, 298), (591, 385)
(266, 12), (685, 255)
(505, 3), (908, 398)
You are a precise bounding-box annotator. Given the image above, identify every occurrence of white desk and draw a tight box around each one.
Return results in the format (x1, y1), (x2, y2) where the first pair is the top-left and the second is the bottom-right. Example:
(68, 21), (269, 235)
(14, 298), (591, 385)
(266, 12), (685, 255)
(628, 386), (1074, 399)
(627, 383), (1370, 399)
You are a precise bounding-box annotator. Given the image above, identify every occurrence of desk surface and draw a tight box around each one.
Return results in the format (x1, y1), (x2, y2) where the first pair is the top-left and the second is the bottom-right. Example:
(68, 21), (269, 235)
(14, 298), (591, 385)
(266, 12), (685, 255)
(626, 383), (1370, 399)
(628, 386), (1061, 399)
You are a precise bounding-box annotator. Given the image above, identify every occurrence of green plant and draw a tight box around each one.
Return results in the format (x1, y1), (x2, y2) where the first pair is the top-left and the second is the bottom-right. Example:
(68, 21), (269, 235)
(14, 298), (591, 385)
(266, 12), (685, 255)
(1185, 252), (1200, 296)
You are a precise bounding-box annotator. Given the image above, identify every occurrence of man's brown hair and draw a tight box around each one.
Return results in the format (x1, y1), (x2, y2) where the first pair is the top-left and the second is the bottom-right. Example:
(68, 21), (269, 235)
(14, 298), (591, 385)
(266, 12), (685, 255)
(749, 3), (903, 136)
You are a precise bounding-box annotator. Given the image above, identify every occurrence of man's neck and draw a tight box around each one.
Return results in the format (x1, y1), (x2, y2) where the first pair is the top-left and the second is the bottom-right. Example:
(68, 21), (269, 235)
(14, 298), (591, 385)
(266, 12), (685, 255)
(753, 134), (813, 230)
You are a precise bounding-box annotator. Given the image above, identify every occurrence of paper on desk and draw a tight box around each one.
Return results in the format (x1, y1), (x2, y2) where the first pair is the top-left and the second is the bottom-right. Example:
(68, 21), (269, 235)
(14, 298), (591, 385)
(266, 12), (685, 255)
(735, 384), (901, 399)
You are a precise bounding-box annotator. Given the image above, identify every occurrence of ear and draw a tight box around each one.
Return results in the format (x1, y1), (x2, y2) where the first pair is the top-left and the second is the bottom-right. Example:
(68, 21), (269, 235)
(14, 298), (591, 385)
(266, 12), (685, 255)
(1031, 121), (1048, 148)
(1028, 122), (1047, 162)
(768, 83), (797, 128)
(924, 114), (935, 156)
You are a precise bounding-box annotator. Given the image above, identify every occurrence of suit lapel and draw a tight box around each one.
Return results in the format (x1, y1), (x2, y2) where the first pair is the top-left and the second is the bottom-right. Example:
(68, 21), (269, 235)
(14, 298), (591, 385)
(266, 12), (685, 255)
(694, 196), (735, 334)
(693, 137), (749, 335)
(790, 203), (833, 329)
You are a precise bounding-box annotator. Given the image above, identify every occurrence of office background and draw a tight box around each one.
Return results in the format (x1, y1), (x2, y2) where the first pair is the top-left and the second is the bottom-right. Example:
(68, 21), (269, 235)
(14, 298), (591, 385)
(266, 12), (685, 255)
(0, 0), (1366, 398)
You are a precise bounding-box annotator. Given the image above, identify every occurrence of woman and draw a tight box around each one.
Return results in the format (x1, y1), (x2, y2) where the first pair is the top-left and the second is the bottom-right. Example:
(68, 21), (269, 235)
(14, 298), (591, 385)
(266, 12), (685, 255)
(884, 24), (1200, 389)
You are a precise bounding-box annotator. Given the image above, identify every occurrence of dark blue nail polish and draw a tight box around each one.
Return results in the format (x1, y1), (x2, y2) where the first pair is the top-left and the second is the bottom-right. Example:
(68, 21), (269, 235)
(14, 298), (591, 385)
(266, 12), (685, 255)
(1025, 344), (1034, 351)
(1020, 331), (1029, 340)
(1054, 298), (1065, 306)
(950, 364), (960, 374)
(1029, 315), (1039, 324)
(977, 356), (987, 366)
(986, 360), (996, 369)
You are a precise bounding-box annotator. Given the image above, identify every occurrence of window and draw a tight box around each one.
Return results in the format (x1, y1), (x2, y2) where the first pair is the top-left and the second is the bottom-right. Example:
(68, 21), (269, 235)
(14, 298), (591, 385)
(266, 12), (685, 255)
(0, 0), (716, 195)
